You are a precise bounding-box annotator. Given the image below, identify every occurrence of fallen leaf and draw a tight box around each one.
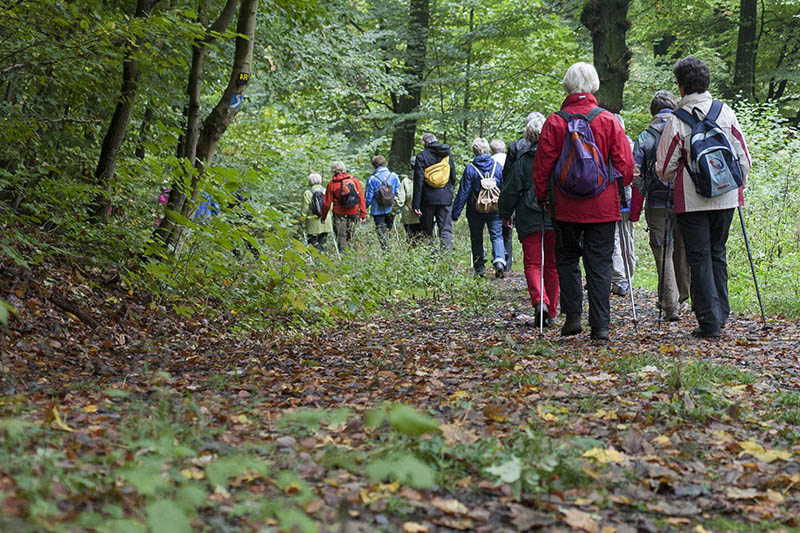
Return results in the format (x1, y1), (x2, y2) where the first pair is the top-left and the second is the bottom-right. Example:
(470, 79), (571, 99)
(582, 447), (625, 464)
(562, 508), (599, 533)
(726, 487), (759, 499)
(651, 435), (671, 447)
(51, 406), (75, 432)
(738, 441), (792, 462)
(402, 522), (428, 532)
(431, 497), (469, 515)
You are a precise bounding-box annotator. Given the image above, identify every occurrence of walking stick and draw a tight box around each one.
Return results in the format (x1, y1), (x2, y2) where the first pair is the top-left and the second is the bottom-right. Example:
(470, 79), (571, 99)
(331, 227), (342, 259)
(392, 217), (400, 242)
(657, 189), (673, 329)
(539, 210), (546, 338)
(737, 206), (768, 329)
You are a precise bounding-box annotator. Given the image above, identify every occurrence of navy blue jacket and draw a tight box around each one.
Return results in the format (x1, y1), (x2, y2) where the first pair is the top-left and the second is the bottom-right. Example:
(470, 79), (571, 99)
(412, 142), (456, 209)
(452, 154), (503, 220)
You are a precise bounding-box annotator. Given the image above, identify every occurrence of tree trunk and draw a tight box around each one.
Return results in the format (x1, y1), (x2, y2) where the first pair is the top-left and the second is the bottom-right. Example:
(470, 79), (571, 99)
(581, 0), (632, 113)
(91, 0), (162, 221)
(462, 7), (474, 139)
(135, 104), (154, 159)
(153, 0), (241, 249)
(733, 0), (757, 99)
(388, 0), (430, 171)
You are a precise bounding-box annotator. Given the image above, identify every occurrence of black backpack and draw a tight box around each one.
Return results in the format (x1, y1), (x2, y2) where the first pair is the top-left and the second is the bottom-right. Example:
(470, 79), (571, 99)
(339, 178), (360, 208)
(642, 126), (670, 203)
(309, 189), (324, 216)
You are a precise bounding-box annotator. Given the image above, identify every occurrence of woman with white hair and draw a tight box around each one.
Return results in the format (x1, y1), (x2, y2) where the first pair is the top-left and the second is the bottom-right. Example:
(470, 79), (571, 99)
(498, 113), (558, 327)
(452, 137), (506, 278)
(320, 161), (367, 252)
(532, 62), (634, 341)
(301, 172), (333, 252)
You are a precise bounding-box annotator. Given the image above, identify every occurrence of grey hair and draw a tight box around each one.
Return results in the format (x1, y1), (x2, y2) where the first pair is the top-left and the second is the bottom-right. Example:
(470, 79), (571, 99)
(472, 137), (490, 155)
(308, 173), (322, 185)
(562, 62), (600, 95)
(525, 111), (540, 124)
(490, 139), (506, 154)
(422, 132), (437, 146)
(524, 112), (546, 144)
(331, 161), (346, 174)
(650, 90), (677, 115)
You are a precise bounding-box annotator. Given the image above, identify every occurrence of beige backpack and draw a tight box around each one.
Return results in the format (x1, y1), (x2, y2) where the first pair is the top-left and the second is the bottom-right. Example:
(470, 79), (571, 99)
(471, 161), (500, 214)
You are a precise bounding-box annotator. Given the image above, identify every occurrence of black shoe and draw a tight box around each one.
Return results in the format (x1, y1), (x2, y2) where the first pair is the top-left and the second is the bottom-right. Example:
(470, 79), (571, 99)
(561, 313), (582, 336)
(611, 284), (627, 296)
(494, 262), (505, 279)
(664, 311), (680, 322)
(534, 303), (549, 327)
(691, 327), (720, 339)
(590, 328), (609, 341)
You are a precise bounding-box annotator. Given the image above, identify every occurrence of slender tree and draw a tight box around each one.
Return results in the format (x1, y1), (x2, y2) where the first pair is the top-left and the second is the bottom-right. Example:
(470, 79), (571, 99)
(733, 0), (757, 99)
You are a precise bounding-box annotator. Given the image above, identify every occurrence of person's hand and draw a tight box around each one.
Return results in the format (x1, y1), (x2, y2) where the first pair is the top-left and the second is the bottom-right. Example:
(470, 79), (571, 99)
(537, 197), (550, 213)
(360, 217), (366, 223)
(414, 208), (422, 216)
(502, 218), (514, 229)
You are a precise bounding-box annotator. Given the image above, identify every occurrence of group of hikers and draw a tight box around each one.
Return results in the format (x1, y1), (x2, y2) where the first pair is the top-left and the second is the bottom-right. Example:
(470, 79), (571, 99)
(301, 56), (751, 341)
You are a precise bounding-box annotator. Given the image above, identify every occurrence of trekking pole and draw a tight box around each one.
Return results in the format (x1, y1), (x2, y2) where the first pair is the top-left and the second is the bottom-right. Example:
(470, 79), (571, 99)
(618, 219), (639, 333)
(539, 209), (546, 338)
(331, 229), (342, 260)
(737, 206), (768, 329)
(302, 230), (314, 266)
(393, 217), (400, 242)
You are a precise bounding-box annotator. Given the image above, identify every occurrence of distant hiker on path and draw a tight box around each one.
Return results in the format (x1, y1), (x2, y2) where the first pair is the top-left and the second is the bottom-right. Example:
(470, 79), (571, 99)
(320, 161), (366, 252)
(610, 113), (637, 298)
(499, 113), (559, 326)
(533, 62), (634, 341)
(301, 172), (333, 252)
(395, 156), (422, 240)
(364, 155), (400, 249)
(490, 139), (507, 168)
(413, 133), (456, 250)
(656, 56), (751, 338)
(452, 137), (506, 277)
(630, 90), (690, 322)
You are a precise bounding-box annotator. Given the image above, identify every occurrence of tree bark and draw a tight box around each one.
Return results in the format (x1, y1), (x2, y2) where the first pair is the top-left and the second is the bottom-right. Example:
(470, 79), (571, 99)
(733, 0), (757, 99)
(91, 0), (162, 221)
(388, 0), (429, 171)
(581, 0), (632, 113)
(135, 104), (154, 159)
(462, 7), (474, 139)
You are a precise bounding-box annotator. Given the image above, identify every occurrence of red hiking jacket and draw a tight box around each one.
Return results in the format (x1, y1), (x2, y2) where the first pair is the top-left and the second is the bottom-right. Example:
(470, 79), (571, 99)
(533, 93), (634, 223)
(321, 172), (367, 221)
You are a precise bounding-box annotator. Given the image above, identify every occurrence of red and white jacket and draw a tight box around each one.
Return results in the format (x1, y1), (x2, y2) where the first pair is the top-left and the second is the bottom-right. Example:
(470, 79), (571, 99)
(656, 91), (751, 214)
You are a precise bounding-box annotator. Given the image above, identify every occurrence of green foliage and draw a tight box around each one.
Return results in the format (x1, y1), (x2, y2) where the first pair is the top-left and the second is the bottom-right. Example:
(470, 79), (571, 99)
(367, 455), (436, 489)
(366, 403), (440, 436)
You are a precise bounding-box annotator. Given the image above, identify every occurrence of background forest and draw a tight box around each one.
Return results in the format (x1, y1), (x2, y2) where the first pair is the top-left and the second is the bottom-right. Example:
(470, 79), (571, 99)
(1, 0), (800, 329)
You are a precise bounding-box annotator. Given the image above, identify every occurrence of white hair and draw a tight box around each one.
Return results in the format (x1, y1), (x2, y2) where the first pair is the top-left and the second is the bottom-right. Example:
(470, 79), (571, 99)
(472, 137), (490, 155)
(562, 62), (600, 95)
(331, 161), (346, 174)
(490, 139), (506, 155)
(308, 173), (322, 185)
(422, 133), (437, 146)
(524, 112), (546, 144)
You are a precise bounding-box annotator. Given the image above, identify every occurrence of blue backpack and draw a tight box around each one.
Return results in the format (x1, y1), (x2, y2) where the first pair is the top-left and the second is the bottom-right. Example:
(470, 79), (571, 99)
(551, 107), (611, 199)
(672, 101), (742, 198)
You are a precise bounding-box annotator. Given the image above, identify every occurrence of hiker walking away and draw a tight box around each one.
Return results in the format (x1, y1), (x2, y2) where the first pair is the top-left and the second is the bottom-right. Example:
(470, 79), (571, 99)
(490, 139), (507, 168)
(610, 114), (637, 297)
(656, 56), (751, 338)
(533, 62), (634, 341)
(630, 90), (690, 322)
(364, 155), (400, 249)
(412, 133), (456, 250)
(453, 138), (506, 277)
(502, 113), (541, 275)
(498, 113), (559, 326)
(320, 161), (367, 252)
(301, 173), (333, 252)
(395, 156), (422, 240)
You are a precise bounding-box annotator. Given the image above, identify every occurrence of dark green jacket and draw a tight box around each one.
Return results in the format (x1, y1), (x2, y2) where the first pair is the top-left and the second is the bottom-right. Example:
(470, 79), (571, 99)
(497, 145), (553, 239)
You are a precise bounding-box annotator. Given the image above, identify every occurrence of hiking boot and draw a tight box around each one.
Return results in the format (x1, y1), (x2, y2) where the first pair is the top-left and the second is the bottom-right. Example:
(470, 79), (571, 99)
(534, 302), (549, 328)
(590, 328), (609, 341)
(665, 312), (680, 322)
(691, 327), (720, 339)
(561, 313), (582, 336)
(493, 260), (505, 279)
(611, 283), (627, 296)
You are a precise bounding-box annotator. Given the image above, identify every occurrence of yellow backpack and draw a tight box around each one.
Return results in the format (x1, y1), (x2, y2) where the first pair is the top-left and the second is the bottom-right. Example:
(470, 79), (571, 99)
(423, 156), (450, 188)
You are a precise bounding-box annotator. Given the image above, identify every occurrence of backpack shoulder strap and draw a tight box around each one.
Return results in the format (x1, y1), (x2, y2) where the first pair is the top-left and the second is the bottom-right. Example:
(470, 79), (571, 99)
(555, 110), (572, 122)
(645, 126), (660, 138)
(586, 106), (605, 123)
(706, 100), (724, 122)
(672, 107), (696, 128)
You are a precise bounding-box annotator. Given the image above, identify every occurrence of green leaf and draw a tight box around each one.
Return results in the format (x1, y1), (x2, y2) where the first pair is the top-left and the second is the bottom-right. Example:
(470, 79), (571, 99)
(120, 457), (168, 496)
(387, 404), (439, 436)
(97, 518), (147, 533)
(146, 500), (191, 533)
(486, 456), (522, 484)
(206, 455), (267, 489)
(175, 485), (206, 514)
(366, 455), (435, 489)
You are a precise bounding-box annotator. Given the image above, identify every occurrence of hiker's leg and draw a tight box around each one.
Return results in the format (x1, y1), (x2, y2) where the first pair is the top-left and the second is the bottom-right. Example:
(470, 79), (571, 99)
(621, 213), (636, 285)
(521, 232), (544, 308)
(316, 233), (328, 252)
(436, 204), (454, 250)
(374, 214), (388, 248)
(543, 229), (559, 318)
(647, 207), (679, 315)
(467, 214), (486, 275)
(582, 221), (615, 330)
(555, 221), (583, 317)
(346, 215), (357, 248)
(610, 220), (627, 292)
(420, 207), (435, 243)
(677, 211), (719, 333)
(671, 209), (691, 305)
(334, 214), (348, 251)
(486, 214), (505, 267)
(503, 224), (513, 273)
(709, 208), (734, 327)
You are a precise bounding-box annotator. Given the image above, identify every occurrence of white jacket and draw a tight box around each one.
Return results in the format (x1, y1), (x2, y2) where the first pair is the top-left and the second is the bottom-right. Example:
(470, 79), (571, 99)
(656, 91), (751, 214)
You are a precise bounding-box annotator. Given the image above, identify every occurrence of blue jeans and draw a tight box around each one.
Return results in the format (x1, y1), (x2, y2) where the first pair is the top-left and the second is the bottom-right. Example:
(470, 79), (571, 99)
(468, 212), (505, 274)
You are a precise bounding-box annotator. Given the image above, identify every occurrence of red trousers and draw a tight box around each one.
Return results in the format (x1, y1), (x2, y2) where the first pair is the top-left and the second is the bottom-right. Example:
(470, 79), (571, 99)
(520, 230), (559, 318)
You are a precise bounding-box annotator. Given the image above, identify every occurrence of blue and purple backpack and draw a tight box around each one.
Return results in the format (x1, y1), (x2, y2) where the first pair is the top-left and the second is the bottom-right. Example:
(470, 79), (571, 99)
(552, 107), (611, 199)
